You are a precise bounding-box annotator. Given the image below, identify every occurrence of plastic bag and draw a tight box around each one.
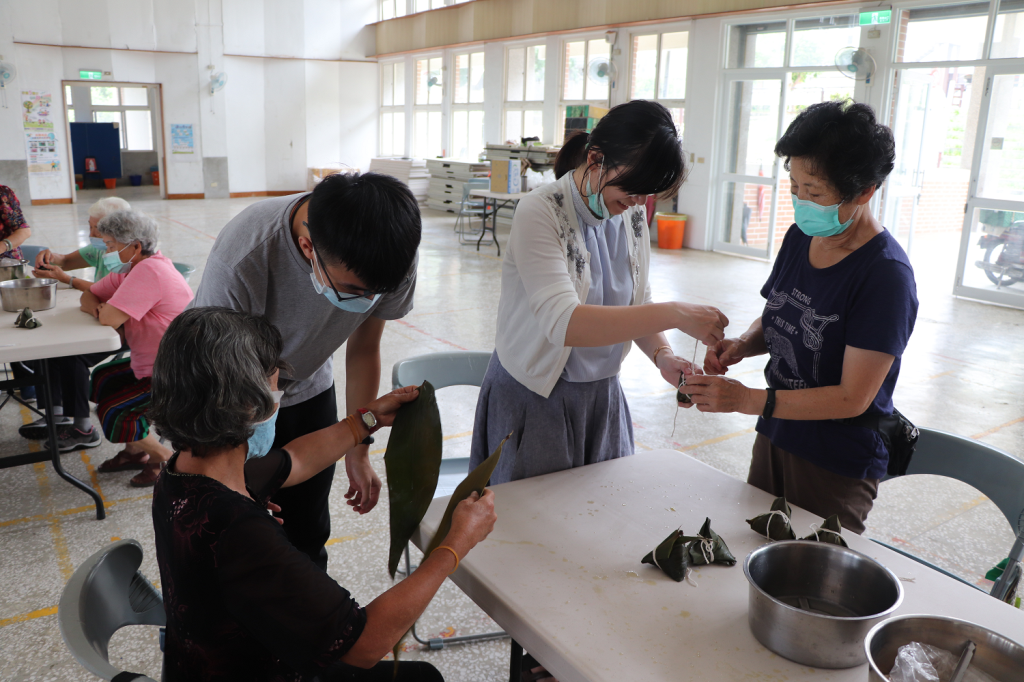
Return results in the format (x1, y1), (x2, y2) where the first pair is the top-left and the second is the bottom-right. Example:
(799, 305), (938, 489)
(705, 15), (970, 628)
(888, 642), (999, 682)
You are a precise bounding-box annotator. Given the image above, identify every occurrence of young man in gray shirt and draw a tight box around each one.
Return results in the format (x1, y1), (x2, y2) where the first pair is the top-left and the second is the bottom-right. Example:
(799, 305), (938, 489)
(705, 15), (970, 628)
(191, 173), (420, 570)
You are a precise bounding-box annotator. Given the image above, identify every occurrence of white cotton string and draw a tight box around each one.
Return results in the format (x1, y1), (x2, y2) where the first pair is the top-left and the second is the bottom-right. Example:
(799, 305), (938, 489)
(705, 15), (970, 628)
(809, 523), (844, 542)
(697, 536), (714, 564)
(764, 510), (790, 542)
(650, 550), (663, 572)
(670, 340), (700, 439)
(684, 566), (699, 587)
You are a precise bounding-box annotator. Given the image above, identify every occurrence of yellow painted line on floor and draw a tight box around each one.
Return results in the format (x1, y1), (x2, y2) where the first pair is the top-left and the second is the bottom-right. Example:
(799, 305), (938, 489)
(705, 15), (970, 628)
(347, 432), (475, 460)
(325, 530), (376, 546)
(34, 462), (73, 581)
(0, 605), (58, 628)
(925, 369), (955, 381)
(0, 493), (152, 530)
(678, 427), (757, 451)
(971, 415), (1024, 440)
(79, 451), (105, 503)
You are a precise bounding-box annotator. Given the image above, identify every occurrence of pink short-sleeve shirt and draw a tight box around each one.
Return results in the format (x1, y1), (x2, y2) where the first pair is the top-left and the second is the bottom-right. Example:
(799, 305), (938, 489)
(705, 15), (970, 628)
(91, 252), (194, 378)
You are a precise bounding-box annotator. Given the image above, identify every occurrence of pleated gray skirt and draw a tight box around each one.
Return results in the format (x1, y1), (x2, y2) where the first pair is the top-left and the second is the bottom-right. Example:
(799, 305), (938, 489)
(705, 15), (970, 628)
(469, 351), (634, 485)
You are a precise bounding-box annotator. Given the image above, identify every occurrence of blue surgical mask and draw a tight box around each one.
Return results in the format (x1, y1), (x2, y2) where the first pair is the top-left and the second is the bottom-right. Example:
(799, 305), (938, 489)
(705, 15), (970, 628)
(246, 390), (283, 460)
(101, 243), (133, 274)
(309, 251), (380, 314)
(791, 194), (855, 238)
(585, 161), (609, 220)
(89, 237), (106, 249)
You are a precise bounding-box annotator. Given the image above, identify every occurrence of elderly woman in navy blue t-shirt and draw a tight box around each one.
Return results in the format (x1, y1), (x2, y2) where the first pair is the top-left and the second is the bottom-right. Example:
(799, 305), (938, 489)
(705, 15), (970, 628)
(685, 101), (918, 534)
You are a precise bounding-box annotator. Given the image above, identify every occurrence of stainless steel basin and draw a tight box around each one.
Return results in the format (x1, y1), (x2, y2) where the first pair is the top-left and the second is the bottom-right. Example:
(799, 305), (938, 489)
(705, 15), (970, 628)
(743, 541), (903, 669)
(865, 614), (1024, 681)
(0, 278), (57, 312)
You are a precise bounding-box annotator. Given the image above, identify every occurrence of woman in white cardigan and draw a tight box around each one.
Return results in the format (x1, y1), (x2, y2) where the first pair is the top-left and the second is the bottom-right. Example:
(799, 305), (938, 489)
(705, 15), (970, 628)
(470, 101), (729, 485)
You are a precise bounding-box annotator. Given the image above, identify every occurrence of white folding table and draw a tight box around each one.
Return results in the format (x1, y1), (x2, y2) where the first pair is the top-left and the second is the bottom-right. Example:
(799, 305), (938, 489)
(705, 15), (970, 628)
(0, 289), (121, 519)
(468, 189), (529, 256)
(412, 449), (1024, 682)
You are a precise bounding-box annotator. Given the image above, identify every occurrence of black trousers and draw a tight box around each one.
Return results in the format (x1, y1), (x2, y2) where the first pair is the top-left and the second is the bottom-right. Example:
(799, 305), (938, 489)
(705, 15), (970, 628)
(272, 384), (339, 572)
(50, 352), (117, 418)
(317, 661), (443, 682)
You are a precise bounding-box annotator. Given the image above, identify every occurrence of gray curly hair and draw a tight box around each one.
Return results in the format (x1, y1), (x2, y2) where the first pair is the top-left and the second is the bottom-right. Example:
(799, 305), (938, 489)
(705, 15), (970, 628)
(96, 210), (159, 255)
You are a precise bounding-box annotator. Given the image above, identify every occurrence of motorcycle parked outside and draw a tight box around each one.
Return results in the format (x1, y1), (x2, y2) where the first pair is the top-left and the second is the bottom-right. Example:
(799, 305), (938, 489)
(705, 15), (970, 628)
(976, 217), (1024, 288)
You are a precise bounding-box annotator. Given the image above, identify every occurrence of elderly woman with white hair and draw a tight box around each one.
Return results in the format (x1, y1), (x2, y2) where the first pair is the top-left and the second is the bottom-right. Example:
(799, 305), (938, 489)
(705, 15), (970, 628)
(32, 196), (131, 288)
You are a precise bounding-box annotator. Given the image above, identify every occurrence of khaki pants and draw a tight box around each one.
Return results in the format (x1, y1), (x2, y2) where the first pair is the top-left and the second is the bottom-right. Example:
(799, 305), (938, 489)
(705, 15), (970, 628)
(747, 432), (879, 535)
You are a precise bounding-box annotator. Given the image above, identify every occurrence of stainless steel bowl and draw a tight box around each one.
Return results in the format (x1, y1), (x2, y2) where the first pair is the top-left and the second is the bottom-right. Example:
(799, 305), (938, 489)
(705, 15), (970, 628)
(865, 614), (1024, 682)
(0, 278), (57, 312)
(743, 541), (904, 669)
(0, 258), (27, 281)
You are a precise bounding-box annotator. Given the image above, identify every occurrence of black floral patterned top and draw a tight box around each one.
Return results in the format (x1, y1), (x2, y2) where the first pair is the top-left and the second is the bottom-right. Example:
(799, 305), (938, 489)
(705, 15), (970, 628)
(152, 449), (366, 682)
(0, 185), (28, 260)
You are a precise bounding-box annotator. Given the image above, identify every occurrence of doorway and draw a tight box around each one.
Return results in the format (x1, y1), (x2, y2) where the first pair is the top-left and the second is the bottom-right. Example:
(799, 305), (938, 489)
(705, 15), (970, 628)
(61, 81), (165, 203)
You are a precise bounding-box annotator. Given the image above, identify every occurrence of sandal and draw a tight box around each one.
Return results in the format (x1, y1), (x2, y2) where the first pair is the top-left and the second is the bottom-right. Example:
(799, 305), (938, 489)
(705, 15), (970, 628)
(130, 461), (165, 488)
(97, 450), (150, 473)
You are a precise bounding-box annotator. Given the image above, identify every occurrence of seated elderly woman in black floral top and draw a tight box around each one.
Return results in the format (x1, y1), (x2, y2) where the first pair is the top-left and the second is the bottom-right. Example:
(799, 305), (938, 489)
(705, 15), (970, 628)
(149, 307), (497, 682)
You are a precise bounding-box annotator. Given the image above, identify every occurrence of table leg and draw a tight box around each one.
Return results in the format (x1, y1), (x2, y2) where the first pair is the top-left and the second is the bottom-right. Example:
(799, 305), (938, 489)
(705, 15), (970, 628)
(509, 638), (523, 682)
(477, 198), (491, 252)
(39, 359), (105, 520)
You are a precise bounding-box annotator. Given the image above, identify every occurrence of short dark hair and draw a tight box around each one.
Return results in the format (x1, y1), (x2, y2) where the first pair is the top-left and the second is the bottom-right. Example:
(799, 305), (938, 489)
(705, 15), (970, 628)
(306, 172), (421, 293)
(149, 307), (287, 458)
(554, 100), (686, 197)
(775, 100), (895, 202)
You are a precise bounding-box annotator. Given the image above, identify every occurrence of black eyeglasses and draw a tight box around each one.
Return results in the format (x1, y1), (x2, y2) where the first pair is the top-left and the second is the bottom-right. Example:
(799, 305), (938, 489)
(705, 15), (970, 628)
(310, 241), (378, 301)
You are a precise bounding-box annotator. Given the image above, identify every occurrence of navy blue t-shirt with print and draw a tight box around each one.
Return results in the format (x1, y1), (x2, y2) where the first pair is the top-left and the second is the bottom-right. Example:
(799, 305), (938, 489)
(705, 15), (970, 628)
(755, 224), (918, 480)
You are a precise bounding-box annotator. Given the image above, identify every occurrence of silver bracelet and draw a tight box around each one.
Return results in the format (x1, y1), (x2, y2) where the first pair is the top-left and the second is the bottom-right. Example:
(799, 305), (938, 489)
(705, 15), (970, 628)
(68, 275), (76, 287)
(2, 238), (11, 253)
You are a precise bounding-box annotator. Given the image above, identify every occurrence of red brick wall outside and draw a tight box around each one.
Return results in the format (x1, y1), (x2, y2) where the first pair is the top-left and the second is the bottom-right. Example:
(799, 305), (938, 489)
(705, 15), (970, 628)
(893, 169), (970, 234)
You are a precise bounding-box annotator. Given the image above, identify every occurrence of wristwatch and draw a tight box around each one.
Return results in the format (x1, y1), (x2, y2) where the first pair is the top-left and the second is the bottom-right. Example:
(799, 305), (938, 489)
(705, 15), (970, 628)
(357, 408), (378, 445)
(762, 388), (777, 420)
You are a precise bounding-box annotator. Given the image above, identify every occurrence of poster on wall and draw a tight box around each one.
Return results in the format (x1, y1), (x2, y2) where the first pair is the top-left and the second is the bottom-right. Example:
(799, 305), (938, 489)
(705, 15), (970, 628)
(171, 124), (195, 156)
(21, 90), (61, 175)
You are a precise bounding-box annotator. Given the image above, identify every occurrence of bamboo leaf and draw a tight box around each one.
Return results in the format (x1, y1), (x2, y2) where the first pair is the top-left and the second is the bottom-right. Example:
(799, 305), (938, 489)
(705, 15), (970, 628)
(425, 433), (509, 557)
(385, 381), (443, 579)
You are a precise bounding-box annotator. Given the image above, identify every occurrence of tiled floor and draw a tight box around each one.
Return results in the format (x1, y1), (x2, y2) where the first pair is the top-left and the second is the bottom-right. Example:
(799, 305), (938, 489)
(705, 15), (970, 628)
(1, 187), (1022, 681)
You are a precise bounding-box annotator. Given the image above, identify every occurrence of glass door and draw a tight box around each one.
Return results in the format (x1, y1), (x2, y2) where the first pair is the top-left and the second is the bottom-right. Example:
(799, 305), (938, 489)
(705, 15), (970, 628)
(955, 68), (1024, 308)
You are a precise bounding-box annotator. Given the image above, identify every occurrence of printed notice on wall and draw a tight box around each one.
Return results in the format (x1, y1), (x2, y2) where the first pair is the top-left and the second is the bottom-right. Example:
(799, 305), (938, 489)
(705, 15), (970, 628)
(22, 90), (61, 175)
(171, 124), (195, 156)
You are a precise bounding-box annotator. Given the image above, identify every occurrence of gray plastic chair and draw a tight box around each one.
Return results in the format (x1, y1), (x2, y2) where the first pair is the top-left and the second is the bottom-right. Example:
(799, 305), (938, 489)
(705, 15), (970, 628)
(876, 427), (1024, 602)
(18, 244), (46, 264)
(391, 350), (507, 649)
(455, 179), (490, 245)
(58, 539), (164, 682)
(172, 262), (195, 283)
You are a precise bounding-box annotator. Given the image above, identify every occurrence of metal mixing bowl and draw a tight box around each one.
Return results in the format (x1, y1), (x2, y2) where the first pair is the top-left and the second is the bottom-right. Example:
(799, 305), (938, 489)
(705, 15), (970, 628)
(0, 258), (27, 281)
(0, 278), (57, 312)
(865, 614), (1024, 682)
(743, 541), (904, 669)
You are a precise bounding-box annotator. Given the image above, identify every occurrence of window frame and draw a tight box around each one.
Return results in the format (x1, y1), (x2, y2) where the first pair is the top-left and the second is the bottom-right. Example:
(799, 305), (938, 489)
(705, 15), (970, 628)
(558, 33), (614, 144)
(78, 85), (154, 151)
(412, 53), (445, 159)
(626, 25), (690, 137)
(379, 60), (407, 157)
(450, 49), (486, 159)
(503, 41), (546, 143)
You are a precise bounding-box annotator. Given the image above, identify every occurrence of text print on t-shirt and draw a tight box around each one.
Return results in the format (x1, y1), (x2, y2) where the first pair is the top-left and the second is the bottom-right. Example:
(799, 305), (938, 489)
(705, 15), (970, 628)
(763, 287), (838, 388)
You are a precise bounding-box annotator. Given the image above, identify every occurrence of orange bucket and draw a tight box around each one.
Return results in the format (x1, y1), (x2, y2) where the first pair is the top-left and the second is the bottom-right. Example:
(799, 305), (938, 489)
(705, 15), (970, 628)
(151, 171), (160, 186)
(655, 213), (687, 249)
(103, 178), (117, 190)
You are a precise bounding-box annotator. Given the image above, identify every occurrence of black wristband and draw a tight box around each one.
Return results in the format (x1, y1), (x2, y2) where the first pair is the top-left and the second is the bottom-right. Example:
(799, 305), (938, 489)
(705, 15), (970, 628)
(762, 388), (777, 420)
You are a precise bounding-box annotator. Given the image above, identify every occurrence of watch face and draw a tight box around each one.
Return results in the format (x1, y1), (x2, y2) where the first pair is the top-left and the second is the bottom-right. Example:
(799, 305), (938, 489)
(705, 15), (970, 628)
(361, 411), (376, 429)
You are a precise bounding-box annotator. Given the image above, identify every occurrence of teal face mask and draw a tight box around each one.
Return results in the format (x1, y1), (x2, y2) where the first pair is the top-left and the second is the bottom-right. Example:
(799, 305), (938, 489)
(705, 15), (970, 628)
(101, 243), (133, 274)
(585, 161), (610, 220)
(791, 194), (855, 238)
(89, 237), (106, 249)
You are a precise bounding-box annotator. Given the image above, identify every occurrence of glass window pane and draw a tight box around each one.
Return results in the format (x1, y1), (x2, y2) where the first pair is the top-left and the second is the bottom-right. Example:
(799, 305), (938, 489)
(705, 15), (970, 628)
(664, 106), (683, 138)
(659, 32), (688, 100)
(452, 110), (468, 159)
(900, 3), (989, 62)
(122, 87), (148, 106)
(978, 73), (1024, 201)
(94, 111), (125, 148)
(468, 110), (484, 158)
(125, 109), (152, 150)
(585, 39), (610, 101)
(394, 62), (405, 106)
(67, 109), (76, 123)
(470, 52), (484, 104)
(791, 15), (859, 67)
(505, 110), (522, 144)
(992, 1), (1024, 59)
(428, 57), (443, 105)
(381, 112), (393, 156)
(524, 109), (544, 141)
(416, 0), (429, 11)
(415, 59), (429, 105)
(564, 41), (585, 100)
(455, 53), (470, 104)
(414, 110), (428, 157)
(507, 47), (525, 102)
(962, 206), (1024, 291)
(382, 0), (394, 21)
(782, 71), (856, 133)
(382, 64), (395, 106)
(728, 22), (786, 68)
(394, 112), (405, 156)
(526, 45), (545, 101)
(719, 181), (776, 250)
(64, 85), (72, 106)
(631, 35), (658, 100)
(725, 79), (781, 175)
(428, 110), (441, 157)
(91, 86), (119, 106)
(431, 0), (444, 8)
(396, 0), (406, 17)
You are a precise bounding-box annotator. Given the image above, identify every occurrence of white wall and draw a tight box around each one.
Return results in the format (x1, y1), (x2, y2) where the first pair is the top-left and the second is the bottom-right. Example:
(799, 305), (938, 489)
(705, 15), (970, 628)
(0, 0), (378, 201)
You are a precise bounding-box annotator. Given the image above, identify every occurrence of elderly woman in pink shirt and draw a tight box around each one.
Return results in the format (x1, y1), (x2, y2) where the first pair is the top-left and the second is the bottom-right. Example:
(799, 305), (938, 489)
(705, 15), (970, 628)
(78, 210), (194, 486)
